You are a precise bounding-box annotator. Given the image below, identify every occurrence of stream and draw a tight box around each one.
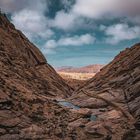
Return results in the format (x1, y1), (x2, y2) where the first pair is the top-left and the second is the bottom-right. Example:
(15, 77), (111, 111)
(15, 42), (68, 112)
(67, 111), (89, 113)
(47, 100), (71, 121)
(58, 101), (97, 121)
(58, 101), (80, 110)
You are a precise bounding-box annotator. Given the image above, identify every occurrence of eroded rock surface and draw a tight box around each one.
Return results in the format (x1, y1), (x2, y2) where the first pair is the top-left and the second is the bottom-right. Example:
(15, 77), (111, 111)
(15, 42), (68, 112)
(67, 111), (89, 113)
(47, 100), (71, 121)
(0, 13), (74, 139)
(69, 43), (140, 139)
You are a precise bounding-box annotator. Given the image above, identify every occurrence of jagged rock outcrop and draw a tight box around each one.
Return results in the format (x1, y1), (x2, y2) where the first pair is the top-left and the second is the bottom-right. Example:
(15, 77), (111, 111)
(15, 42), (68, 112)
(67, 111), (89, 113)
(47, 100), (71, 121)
(0, 13), (73, 98)
(69, 43), (140, 139)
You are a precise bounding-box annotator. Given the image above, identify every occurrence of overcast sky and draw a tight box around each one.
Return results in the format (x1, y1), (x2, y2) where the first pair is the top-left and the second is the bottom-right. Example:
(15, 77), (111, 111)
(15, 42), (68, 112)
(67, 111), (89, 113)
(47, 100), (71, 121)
(1, 0), (140, 67)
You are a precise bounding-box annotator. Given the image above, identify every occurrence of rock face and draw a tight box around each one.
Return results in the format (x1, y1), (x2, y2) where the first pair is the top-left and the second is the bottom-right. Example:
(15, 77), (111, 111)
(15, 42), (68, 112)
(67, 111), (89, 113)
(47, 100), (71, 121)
(69, 43), (140, 139)
(0, 14), (46, 67)
(0, 13), (73, 98)
(0, 13), (75, 139)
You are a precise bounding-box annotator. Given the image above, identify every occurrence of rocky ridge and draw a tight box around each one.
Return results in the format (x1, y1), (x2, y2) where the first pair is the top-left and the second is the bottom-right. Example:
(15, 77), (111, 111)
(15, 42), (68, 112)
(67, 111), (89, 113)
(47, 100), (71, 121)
(0, 13), (73, 98)
(0, 13), (76, 140)
(69, 43), (140, 139)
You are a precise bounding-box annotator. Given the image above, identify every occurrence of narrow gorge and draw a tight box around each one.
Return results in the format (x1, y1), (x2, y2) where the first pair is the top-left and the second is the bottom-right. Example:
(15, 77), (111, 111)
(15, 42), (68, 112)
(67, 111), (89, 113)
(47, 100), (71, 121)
(0, 12), (140, 140)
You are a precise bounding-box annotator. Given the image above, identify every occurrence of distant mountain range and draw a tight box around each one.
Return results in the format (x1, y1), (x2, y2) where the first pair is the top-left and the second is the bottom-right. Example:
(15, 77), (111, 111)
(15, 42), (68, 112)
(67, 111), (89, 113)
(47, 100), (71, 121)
(56, 64), (104, 73)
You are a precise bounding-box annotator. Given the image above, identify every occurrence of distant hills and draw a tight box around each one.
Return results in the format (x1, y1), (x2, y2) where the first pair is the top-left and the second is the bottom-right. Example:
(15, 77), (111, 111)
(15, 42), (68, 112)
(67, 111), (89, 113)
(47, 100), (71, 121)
(56, 64), (104, 73)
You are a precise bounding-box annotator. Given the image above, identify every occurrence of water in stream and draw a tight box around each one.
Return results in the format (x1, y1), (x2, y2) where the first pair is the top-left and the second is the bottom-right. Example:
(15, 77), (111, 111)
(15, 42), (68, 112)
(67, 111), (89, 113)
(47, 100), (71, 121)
(58, 101), (80, 110)
(90, 115), (97, 121)
(58, 101), (97, 121)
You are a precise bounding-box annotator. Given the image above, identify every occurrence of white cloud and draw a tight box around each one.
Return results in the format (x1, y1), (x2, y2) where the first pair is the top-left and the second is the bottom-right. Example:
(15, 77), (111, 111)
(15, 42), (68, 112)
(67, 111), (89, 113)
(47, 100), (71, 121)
(0, 0), (48, 13)
(50, 10), (76, 30)
(12, 10), (53, 40)
(49, 0), (140, 30)
(103, 24), (140, 44)
(73, 0), (140, 19)
(73, 0), (114, 19)
(58, 34), (95, 46)
(44, 40), (57, 49)
(43, 34), (95, 54)
(11, 0), (53, 40)
(0, 0), (27, 12)
(2, 0), (140, 48)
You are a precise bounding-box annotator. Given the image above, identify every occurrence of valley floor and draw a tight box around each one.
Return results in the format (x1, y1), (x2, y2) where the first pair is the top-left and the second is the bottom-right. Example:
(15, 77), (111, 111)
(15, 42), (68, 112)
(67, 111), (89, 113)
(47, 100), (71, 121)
(58, 72), (96, 80)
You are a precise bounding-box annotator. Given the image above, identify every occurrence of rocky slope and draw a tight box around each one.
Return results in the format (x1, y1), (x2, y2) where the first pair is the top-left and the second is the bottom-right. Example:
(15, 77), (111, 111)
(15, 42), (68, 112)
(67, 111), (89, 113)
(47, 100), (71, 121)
(69, 43), (140, 139)
(0, 13), (76, 139)
(0, 13), (73, 98)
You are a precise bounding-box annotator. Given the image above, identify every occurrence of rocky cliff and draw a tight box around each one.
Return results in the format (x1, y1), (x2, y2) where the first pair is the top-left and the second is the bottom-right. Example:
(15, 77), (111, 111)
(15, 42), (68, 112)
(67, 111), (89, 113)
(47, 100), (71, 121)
(0, 13), (76, 139)
(69, 43), (140, 139)
(0, 13), (73, 98)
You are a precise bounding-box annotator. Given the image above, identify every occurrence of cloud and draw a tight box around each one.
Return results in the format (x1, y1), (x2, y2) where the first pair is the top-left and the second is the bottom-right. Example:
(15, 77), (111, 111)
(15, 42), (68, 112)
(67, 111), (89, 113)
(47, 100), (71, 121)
(41, 40), (57, 54)
(2, 0), (140, 48)
(61, 0), (75, 11)
(0, 0), (48, 13)
(125, 16), (140, 25)
(50, 10), (95, 31)
(43, 34), (96, 54)
(49, 0), (140, 30)
(0, 0), (27, 12)
(73, 0), (140, 19)
(50, 10), (76, 30)
(12, 9), (54, 40)
(11, 0), (54, 41)
(73, 0), (114, 19)
(102, 24), (140, 44)
(45, 40), (57, 49)
(57, 34), (95, 46)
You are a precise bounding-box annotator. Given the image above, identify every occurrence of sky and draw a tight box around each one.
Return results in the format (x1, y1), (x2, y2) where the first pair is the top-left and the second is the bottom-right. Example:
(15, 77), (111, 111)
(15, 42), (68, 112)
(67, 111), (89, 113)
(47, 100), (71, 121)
(0, 0), (140, 67)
